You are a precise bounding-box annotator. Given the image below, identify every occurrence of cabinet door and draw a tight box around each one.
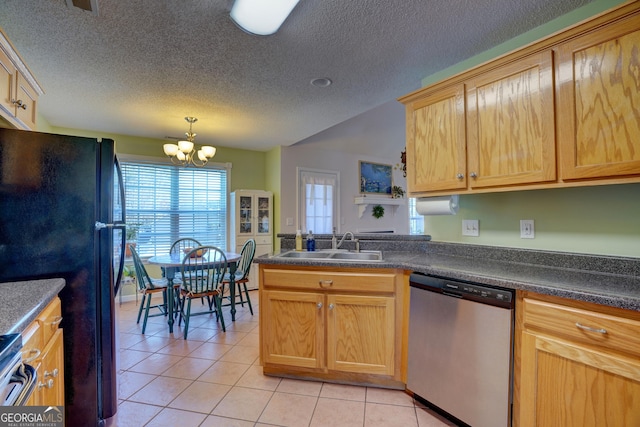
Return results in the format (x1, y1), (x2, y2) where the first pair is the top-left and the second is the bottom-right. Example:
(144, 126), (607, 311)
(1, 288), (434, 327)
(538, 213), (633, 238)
(326, 294), (395, 375)
(466, 51), (556, 188)
(556, 14), (640, 180)
(256, 195), (272, 236)
(406, 84), (467, 193)
(38, 328), (65, 406)
(14, 72), (37, 130)
(237, 194), (253, 235)
(262, 290), (324, 369)
(519, 331), (640, 427)
(0, 48), (16, 118)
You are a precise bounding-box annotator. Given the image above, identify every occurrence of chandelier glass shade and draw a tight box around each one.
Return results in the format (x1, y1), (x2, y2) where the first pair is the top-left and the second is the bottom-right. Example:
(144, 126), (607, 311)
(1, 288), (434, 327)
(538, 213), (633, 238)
(163, 117), (216, 167)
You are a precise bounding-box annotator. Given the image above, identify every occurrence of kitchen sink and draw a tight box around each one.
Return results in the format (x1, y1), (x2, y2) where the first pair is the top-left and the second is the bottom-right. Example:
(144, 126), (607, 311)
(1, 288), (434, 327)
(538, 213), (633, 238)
(275, 250), (383, 262)
(277, 251), (332, 259)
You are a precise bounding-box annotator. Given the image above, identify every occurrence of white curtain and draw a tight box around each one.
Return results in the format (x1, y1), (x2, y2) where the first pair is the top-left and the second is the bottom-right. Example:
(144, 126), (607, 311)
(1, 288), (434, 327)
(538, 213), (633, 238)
(299, 169), (338, 234)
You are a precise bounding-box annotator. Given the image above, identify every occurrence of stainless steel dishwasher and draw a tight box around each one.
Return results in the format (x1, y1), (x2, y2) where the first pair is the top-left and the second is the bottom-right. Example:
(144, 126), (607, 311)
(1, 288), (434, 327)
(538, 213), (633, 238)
(407, 272), (515, 427)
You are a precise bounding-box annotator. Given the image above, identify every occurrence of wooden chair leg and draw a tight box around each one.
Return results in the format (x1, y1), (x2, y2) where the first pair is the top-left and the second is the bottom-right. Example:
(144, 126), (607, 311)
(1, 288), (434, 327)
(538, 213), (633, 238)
(137, 293), (147, 324)
(242, 283), (253, 315)
(142, 293), (153, 334)
(183, 298), (192, 339)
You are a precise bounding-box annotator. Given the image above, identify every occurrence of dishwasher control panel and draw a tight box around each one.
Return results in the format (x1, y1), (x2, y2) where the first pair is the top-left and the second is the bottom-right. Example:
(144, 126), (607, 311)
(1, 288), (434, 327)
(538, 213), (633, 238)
(410, 272), (514, 309)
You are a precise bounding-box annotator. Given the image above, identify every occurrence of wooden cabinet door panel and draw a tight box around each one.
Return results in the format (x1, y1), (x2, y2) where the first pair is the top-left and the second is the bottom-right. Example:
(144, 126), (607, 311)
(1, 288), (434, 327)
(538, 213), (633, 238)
(39, 328), (65, 406)
(326, 294), (395, 375)
(0, 48), (16, 117)
(262, 290), (324, 369)
(467, 51), (556, 188)
(520, 332), (640, 427)
(406, 84), (467, 193)
(15, 72), (37, 129)
(557, 14), (640, 180)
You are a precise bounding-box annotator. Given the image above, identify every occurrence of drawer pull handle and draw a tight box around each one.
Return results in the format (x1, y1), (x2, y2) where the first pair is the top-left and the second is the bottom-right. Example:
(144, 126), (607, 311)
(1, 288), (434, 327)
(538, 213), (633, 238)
(318, 280), (333, 287)
(576, 322), (607, 334)
(23, 348), (41, 363)
(51, 316), (63, 326)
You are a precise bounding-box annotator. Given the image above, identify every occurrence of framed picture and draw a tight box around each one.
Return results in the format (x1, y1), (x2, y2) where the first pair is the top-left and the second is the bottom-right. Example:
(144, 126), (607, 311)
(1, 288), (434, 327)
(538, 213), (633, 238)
(359, 161), (392, 195)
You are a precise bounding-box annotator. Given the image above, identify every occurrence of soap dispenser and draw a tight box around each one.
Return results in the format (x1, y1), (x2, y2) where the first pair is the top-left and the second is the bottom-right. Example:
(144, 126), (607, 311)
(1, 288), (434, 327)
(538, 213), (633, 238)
(306, 230), (315, 251)
(295, 230), (303, 251)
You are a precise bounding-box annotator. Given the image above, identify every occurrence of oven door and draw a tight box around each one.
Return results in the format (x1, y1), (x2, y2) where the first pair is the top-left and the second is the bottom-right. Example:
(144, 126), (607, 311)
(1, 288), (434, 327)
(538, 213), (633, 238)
(2, 357), (37, 406)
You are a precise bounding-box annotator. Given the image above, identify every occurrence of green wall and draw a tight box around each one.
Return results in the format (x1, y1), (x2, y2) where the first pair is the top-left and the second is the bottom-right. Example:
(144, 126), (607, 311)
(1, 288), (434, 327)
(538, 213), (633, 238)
(426, 184), (640, 257)
(265, 146), (282, 251)
(48, 126), (268, 192)
(420, 0), (639, 258)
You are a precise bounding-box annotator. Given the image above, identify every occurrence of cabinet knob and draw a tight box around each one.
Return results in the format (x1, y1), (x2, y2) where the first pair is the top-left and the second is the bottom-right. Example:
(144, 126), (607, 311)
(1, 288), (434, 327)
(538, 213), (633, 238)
(317, 302), (323, 309)
(45, 368), (59, 378)
(12, 99), (27, 110)
(470, 172), (478, 179)
(329, 304), (335, 310)
(38, 379), (55, 390)
(456, 173), (464, 180)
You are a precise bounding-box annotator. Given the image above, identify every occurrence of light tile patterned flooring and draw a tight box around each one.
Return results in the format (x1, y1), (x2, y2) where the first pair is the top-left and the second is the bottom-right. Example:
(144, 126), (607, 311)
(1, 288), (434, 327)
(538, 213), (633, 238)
(114, 291), (457, 427)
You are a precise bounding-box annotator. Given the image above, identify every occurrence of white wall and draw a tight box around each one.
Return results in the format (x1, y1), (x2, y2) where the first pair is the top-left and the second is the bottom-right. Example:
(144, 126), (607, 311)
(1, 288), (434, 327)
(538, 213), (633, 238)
(279, 100), (408, 234)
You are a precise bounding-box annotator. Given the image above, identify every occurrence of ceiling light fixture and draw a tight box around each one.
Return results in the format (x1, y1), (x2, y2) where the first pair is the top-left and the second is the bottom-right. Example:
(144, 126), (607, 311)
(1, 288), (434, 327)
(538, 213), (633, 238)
(311, 78), (332, 88)
(230, 0), (300, 36)
(163, 117), (216, 167)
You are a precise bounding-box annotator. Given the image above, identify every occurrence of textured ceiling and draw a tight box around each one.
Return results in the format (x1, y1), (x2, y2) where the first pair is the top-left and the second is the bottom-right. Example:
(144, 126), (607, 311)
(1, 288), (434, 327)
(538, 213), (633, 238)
(1, 0), (593, 152)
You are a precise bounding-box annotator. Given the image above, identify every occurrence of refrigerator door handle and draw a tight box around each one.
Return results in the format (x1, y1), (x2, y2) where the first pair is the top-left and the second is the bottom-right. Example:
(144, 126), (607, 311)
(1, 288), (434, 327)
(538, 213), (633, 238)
(95, 221), (126, 230)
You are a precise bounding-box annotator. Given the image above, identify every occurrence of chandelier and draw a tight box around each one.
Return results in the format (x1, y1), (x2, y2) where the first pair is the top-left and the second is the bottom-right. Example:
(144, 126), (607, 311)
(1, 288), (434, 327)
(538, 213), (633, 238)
(163, 117), (216, 167)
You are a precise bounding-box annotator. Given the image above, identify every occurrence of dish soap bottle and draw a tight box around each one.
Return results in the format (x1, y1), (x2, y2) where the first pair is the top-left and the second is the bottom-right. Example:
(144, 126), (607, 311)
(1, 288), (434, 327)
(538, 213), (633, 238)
(306, 230), (315, 252)
(295, 230), (303, 251)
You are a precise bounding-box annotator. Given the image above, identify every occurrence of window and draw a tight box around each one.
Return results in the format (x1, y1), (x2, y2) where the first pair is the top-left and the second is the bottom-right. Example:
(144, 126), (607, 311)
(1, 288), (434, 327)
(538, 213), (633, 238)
(298, 168), (339, 234)
(409, 197), (424, 235)
(120, 157), (229, 257)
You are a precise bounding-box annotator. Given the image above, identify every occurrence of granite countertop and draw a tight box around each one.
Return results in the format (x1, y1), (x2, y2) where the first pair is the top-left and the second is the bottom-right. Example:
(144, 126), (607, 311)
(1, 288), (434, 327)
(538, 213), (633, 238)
(0, 278), (65, 335)
(256, 242), (640, 312)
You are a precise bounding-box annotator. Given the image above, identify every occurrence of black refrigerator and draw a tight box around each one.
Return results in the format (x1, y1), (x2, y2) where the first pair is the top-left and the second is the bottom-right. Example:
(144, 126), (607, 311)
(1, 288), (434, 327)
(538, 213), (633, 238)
(0, 127), (125, 426)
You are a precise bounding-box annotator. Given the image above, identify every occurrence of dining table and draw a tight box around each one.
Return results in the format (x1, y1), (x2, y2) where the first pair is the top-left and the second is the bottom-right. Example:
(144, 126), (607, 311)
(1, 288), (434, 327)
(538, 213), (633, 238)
(147, 250), (242, 333)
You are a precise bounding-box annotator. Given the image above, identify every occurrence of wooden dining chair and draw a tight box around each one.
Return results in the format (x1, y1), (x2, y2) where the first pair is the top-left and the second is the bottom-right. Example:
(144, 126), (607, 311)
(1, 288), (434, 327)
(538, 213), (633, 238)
(177, 246), (228, 339)
(170, 237), (202, 256)
(220, 239), (256, 315)
(129, 244), (180, 334)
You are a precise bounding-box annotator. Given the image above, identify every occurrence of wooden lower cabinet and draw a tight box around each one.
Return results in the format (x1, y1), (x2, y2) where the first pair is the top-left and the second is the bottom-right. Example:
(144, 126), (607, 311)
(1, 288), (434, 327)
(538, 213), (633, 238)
(22, 297), (65, 407)
(515, 292), (640, 427)
(260, 265), (405, 388)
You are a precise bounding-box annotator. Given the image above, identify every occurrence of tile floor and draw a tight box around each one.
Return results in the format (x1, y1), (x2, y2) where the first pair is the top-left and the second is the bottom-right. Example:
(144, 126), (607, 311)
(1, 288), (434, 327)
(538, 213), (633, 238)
(114, 291), (457, 427)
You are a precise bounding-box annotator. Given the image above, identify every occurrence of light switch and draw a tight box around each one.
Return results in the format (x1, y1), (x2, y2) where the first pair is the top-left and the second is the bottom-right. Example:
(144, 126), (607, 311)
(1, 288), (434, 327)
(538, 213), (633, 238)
(286, 217), (293, 226)
(462, 219), (479, 237)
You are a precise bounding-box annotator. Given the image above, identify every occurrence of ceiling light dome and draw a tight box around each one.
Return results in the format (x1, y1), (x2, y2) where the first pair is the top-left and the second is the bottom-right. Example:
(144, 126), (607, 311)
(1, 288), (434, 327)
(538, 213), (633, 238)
(230, 0), (300, 36)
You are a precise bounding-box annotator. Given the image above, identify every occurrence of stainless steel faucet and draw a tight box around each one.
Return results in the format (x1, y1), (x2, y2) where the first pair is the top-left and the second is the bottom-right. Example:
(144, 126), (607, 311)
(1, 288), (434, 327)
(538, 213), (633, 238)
(336, 231), (360, 252)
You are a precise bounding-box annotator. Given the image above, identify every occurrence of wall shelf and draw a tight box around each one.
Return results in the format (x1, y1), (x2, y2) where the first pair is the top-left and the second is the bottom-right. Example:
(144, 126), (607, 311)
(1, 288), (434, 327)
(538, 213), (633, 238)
(354, 196), (405, 218)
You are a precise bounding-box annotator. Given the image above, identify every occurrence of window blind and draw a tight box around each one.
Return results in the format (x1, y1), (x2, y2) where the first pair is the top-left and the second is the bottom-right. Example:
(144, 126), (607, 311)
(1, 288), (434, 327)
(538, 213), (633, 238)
(120, 161), (229, 257)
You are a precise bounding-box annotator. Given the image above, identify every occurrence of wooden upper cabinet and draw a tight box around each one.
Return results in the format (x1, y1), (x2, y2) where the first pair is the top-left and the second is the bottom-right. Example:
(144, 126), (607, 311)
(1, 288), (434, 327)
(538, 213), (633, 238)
(556, 13), (640, 180)
(405, 84), (467, 193)
(466, 51), (556, 188)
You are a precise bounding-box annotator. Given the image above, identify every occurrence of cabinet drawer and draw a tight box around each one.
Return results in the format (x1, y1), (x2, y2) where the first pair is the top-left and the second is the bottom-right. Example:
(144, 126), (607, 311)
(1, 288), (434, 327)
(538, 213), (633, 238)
(21, 320), (43, 365)
(522, 298), (640, 357)
(263, 268), (396, 293)
(38, 298), (62, 344)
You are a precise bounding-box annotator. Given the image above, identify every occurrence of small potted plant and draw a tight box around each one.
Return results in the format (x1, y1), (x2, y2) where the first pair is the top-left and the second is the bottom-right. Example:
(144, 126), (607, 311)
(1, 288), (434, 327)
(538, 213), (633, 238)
(392, 185), (405, 199)
(125, 223), (141, 257)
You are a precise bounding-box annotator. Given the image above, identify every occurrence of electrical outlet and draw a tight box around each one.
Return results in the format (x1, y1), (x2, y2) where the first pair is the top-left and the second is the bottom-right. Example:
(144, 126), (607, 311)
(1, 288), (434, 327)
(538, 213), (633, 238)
(462, 219), (479, 237)
(520, 219), (535, 239)
(286, 217), (294, 226)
